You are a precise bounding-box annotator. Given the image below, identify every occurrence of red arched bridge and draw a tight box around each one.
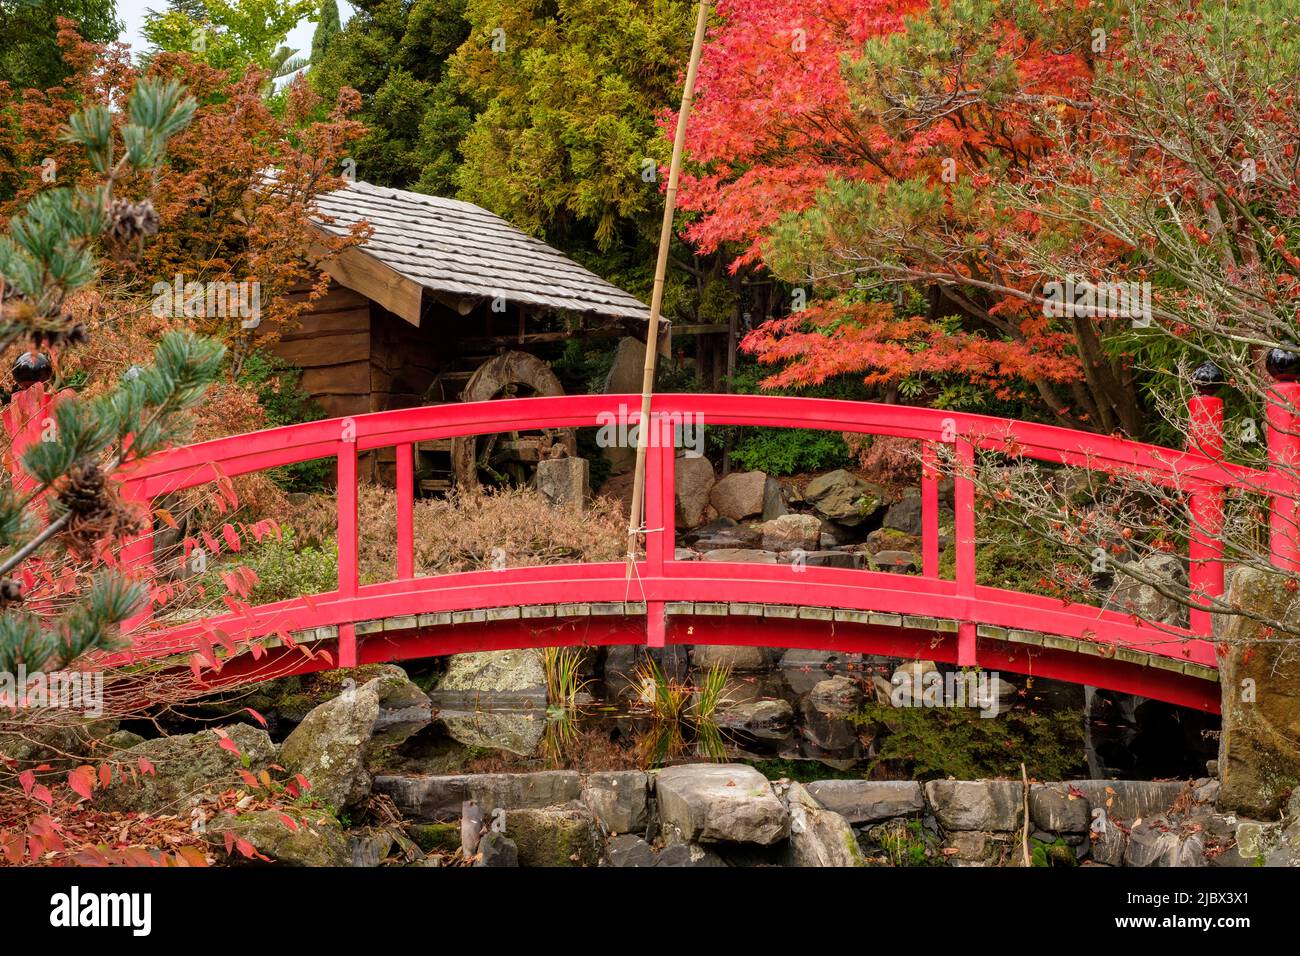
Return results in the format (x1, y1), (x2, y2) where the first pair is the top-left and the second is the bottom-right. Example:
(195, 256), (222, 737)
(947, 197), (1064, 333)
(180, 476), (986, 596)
(101, 388), (1300, 715)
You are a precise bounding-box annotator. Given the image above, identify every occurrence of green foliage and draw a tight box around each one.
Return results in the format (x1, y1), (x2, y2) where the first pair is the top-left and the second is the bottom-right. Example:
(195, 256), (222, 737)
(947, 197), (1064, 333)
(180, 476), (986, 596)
(310, 0), (473, 193)
(938, 513), (1072, 597)
(728, 428), (848, 477)
(0, 0), (121, 91)
(856, 699), (1087, 781)
(236, 350), (331, 491)
(1031, 835), (1077, 867)
(209, 529), (338, 603)
(144, 0), (316, 75)
(1, 77), (195, 336)
(876, 819), (937, 868)
(750, 758), (861, 783)
(709, 362), (864, 475)
(309, 0), (339, 64)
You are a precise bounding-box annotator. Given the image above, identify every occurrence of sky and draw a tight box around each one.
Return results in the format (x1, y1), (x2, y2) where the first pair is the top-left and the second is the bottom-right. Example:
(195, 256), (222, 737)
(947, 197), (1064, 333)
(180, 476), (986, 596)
(114, 0), (357, 64)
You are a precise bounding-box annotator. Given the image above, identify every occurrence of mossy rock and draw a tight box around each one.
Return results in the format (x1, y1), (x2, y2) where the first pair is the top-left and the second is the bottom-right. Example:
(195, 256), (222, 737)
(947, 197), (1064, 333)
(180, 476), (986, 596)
(207, 809), (348, 867)
(1217, 566), (1300, 818)
(409, 822), (462, 854)
(96, 723), (277, 815)
(505, 806), (601, 867)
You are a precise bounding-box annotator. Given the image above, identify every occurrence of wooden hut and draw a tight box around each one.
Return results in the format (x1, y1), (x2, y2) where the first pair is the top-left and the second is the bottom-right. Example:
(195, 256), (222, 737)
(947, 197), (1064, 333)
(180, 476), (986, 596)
(263, 180), (653, 488)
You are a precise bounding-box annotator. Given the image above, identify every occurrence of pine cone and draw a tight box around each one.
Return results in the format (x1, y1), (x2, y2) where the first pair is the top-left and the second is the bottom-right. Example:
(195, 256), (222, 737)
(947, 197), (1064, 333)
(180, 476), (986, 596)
(59, 461), (144, 555)
(107, 198), (160, 244)
(60, 462), (109, 517)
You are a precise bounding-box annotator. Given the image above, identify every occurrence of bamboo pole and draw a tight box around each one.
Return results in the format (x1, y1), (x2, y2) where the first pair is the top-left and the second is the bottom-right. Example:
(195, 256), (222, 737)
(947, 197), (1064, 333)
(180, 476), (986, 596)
(625, 0), (712, 579)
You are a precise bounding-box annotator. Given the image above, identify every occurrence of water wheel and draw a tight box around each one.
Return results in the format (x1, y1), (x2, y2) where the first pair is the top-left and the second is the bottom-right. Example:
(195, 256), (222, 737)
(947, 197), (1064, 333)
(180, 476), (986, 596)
(418, 351), (576, 492)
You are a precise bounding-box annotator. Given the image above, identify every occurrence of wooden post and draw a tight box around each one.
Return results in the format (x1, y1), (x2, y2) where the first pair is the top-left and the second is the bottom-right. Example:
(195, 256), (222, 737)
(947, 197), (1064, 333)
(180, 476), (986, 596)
(626, 0), (712, 578)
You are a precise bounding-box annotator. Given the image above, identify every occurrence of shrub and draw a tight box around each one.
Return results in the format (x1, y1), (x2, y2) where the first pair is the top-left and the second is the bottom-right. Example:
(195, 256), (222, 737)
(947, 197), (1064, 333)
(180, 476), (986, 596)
(206, 530), (338, 603)
(856, 699), (1086, 780)
(286, 483), (627, 580)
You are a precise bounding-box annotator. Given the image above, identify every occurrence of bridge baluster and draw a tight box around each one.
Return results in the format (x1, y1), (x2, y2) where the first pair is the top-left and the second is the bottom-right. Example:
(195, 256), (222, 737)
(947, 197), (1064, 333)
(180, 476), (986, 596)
(1187, 383), (1225, 636)
(396, 443), (414, 580)
(336, 436), (359, 667)
(921, 442), (940, 578)
(1267, 374), (1300, 573)
(954, 437), (977, 666)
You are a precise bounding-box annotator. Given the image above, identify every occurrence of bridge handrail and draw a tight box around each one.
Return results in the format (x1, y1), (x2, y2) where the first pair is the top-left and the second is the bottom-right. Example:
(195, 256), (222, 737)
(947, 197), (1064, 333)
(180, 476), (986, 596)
(123, 392), (1269, 495)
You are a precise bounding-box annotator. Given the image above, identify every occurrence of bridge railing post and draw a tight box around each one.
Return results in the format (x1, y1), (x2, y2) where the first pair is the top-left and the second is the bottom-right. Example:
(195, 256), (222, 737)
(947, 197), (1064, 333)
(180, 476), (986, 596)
(1267, 376), (1300, 573)
(119, 511), (155, 637)
(954, 435), (977, 666)
(396, 442), (414, 580)
(921, 442), (940, 578)
(642, 413), (674, 648)
(337, 428), (359, 667)
(1187, 372), (1225, 636)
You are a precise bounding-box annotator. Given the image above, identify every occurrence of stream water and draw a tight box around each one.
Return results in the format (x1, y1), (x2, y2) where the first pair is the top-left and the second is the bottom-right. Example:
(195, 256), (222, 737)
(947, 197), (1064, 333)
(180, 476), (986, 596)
(408, 648), (1218, 781)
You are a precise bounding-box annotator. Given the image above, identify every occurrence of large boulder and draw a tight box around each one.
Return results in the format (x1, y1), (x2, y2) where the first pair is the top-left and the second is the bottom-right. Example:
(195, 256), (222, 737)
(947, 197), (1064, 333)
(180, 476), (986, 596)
(809, 675), (862, 715)
(675, 455), (717, 528)
(805, 780), (925, 824)
(709, 471), (770, 521)
(279, 667), (431, 810)
(924, 780), (1023, 833)
(655, 763), (789, 845)
(780, 782), (864, 867)
(206, 809), (348, 867)
(97, 723), (276, 814)
(804, 470), (885, 527)
(281, 681), (381, 811)
(1215, 566), (1300, 818)
(437, 649), (546, 702)
(1106, 553), (1188, 627)
(760, 513), (821, 553)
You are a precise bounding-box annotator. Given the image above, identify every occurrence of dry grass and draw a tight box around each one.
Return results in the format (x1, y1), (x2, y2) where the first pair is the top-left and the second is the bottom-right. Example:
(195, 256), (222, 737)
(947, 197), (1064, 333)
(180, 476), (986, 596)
(287, 484), (627, 581)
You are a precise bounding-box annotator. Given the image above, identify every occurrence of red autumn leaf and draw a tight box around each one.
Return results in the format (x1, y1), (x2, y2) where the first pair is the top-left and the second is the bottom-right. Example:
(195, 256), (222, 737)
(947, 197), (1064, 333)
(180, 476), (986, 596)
(221, 523), (242, 553)
(98, 762), (114, 789)
(277, 814), (299, 833)
(244, 707), (268, 728)
(67, 765), (96, 801)
(31, 784), (53, 806)
(18, 770), (34, 796)
(138, 756), (155, 776)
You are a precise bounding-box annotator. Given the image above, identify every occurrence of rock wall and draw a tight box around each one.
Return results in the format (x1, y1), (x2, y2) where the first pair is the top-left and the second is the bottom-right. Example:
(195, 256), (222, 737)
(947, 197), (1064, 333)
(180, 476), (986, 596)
(374, 764), (1291, 867)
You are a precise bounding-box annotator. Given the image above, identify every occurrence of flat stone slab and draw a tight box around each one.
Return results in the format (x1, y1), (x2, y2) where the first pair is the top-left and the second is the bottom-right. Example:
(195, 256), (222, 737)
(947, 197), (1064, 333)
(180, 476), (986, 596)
(806, 780), (925, 824)
(655, 764), (789, 845)
(1059, 780), (1187, 823)
(373, 771), (581, 822)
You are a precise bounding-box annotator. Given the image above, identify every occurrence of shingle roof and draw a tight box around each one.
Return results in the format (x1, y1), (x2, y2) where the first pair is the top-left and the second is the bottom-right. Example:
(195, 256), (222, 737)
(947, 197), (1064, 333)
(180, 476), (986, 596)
(311, 180), (650, 322)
